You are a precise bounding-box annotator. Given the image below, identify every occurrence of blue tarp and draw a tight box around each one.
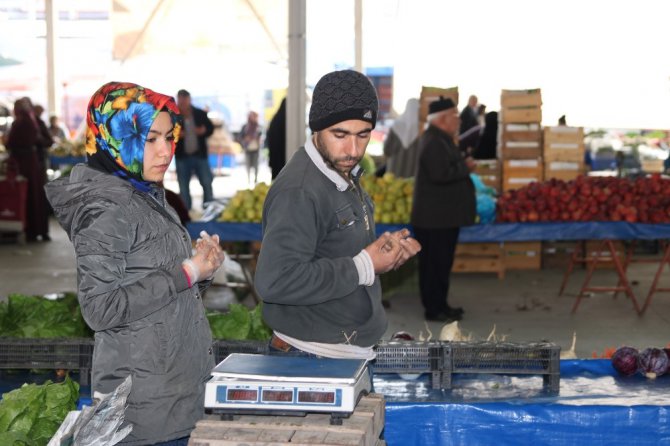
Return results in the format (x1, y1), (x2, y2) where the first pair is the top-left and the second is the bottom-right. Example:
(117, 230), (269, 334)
(381, 360), (670, 445)
(188, 221), (670, 242)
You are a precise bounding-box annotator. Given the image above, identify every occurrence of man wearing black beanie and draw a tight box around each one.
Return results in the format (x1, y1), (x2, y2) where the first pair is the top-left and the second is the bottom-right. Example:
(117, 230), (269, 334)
(255, 70), (421, 359)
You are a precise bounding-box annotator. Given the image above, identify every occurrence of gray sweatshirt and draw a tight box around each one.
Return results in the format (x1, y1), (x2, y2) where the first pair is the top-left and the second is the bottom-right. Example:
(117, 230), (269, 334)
(254, 143), (387, 347)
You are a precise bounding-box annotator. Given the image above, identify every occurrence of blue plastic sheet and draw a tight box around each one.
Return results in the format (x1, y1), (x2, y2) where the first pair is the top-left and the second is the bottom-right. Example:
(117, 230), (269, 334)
(379, 360), (670, 445)
(188, 221), (670, 242)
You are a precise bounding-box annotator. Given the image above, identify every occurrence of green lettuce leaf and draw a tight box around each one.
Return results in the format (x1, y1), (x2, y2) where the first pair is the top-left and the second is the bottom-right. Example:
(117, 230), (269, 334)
(0, 377), (79, 445)
(248, 304), (272, 341)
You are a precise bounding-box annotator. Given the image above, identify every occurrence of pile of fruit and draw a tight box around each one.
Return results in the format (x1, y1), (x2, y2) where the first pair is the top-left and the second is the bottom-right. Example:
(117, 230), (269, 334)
(360, 173), (414, 224)
(496, 175), (670, 223)
(49, 140), (86, 157)
(218, 183), (270, 223)
(218, 173), (415, 225)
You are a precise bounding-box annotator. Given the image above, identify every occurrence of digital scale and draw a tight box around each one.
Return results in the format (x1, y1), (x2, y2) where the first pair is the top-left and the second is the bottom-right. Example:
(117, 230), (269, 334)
(204, 354), (372, 424)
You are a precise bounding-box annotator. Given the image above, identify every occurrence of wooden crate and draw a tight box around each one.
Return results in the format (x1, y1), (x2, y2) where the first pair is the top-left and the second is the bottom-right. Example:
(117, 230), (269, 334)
(419, 85), (459, 129)
(543, 126), (584, 144)
(189, 394), (385, 446)
(503, 241), (542, 270)
(641, 159), (665, 173)
(502, 159), (543, 191)
(474, 160), (501, 192)
(542, 241), (579, 269)
(474, 159), (499, 176)
(543, 127), (585, 162)
(544, 160), (584, 182)
(500, 107), (542, 124)
(501, 89), (542, 108)
(501, 123), (543, 159)
(584, 240), (626, 270)
(500, 89), (542, 124)
(453, 242), (504, 279)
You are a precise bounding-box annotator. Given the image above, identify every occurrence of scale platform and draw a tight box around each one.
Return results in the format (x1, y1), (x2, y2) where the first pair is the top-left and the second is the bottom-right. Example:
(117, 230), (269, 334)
(204, 353), (372, 424)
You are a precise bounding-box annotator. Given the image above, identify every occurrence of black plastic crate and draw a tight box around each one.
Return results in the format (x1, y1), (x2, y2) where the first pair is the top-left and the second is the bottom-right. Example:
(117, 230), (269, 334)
(372, 341), (444, 389)
(0, 337), (94, 385)
(212, 339), (268, 364)
(442, 341), (560, 392)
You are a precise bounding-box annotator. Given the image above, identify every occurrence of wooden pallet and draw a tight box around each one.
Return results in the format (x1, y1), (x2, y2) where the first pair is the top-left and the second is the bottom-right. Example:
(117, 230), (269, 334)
(189, 394), (385, 446)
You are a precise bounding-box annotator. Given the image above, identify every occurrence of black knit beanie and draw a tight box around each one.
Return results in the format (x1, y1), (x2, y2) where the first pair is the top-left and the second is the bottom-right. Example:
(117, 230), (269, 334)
(309, 70), (379, 132)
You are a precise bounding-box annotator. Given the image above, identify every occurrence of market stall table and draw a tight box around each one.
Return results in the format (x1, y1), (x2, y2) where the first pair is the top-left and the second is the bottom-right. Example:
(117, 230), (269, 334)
(187, 222), (670, 314)
(379, 359), (670, 445)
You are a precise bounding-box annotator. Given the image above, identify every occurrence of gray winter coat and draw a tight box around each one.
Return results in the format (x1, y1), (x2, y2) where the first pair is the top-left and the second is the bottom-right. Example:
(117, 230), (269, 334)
(45, 165), (214, 445)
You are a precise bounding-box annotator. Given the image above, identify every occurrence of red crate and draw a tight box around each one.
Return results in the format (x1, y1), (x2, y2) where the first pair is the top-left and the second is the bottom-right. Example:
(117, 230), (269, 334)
(0, 173), (28, 233)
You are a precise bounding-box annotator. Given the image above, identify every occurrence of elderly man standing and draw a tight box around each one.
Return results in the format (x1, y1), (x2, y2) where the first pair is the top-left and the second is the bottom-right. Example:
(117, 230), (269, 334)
(255, 70), (421, 359)
(411, 97), (476, 322)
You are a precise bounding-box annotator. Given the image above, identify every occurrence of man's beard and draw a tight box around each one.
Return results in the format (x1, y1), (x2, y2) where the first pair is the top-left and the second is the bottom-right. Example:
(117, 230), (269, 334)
(314, 133), (362, 177)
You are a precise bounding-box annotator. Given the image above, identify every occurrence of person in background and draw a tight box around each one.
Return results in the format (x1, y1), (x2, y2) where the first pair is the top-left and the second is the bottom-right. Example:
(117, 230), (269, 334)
(175, 89), (215, 210)
(266, 98), (287, 180)
(412, 96), (476, 322)
(46, 82), (224, 446)
(48, 115), (68, 144)
(238, 111), (263, 185)
(3, 97), (51, 242)
(32, 104), (54, 167)
(458, 94), (479, 149)
(255, 70), (421, 359)
(558, 115), (567, 126)
(383, 98), (420, 178)
(474, 111), (498, 160)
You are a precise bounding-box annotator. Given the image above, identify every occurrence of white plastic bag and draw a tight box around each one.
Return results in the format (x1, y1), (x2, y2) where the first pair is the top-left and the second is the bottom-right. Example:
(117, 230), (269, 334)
(48, 375), (133, 446)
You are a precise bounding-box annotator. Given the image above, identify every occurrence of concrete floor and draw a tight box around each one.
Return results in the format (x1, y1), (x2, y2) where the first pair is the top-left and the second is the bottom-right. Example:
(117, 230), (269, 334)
(2, 159), (669, 358)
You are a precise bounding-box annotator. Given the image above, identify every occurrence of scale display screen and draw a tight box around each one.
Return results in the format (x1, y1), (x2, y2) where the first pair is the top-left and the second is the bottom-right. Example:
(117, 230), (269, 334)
(298, 390), (336, 404)
(226, 389), (258, 402)
(262, 389), (294, 402)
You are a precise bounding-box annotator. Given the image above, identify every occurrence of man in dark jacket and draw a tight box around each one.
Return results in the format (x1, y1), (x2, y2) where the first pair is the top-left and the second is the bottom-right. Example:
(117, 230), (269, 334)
(255, 70), (420, 359)
(266, 98), (286, 179)
(175, 89), (215, 210)
(411, 96), (476, 322)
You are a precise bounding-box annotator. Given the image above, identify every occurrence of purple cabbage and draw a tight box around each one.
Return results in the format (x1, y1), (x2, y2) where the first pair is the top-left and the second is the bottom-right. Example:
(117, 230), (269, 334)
(665, 348), (670, 374)
(637, 348), (669, 379)
(391, 331), (414, 341)
(611, 346), (639, 376)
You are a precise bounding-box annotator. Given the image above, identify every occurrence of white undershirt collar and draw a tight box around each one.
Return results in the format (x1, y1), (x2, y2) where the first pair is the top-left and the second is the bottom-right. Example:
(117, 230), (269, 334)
(304, 136), (361, 192)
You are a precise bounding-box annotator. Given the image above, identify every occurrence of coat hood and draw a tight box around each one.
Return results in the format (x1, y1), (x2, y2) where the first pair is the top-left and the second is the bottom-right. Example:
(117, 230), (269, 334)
(45, 164), (135, 236)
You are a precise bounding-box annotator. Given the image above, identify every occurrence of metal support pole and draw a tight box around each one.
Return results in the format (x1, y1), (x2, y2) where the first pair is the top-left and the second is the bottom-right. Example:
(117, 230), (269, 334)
(354, 0), (363, 72)
(45, 0), (60, 116)
(286, 0), (307, 160)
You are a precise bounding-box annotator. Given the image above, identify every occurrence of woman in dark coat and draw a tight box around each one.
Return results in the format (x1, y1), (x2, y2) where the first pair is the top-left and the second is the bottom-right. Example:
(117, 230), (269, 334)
(4, 97), (51, 241)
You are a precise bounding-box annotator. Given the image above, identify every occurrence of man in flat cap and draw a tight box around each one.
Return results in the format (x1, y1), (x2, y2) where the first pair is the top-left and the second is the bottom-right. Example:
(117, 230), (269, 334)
(255, 70), (420, 359)
(411, 96), (476, 322)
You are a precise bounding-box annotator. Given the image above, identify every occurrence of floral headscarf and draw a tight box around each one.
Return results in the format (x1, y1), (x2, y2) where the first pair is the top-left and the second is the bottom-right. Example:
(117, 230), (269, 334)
(85, 81), (181, 192)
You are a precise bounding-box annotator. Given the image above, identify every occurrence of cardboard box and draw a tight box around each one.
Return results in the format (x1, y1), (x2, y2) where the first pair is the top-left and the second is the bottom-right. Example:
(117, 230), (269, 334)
(503, 241), (542, 270)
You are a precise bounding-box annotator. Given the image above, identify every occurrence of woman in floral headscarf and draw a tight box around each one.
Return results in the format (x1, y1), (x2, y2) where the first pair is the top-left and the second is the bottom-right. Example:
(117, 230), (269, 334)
(46, 82), (225, 446)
